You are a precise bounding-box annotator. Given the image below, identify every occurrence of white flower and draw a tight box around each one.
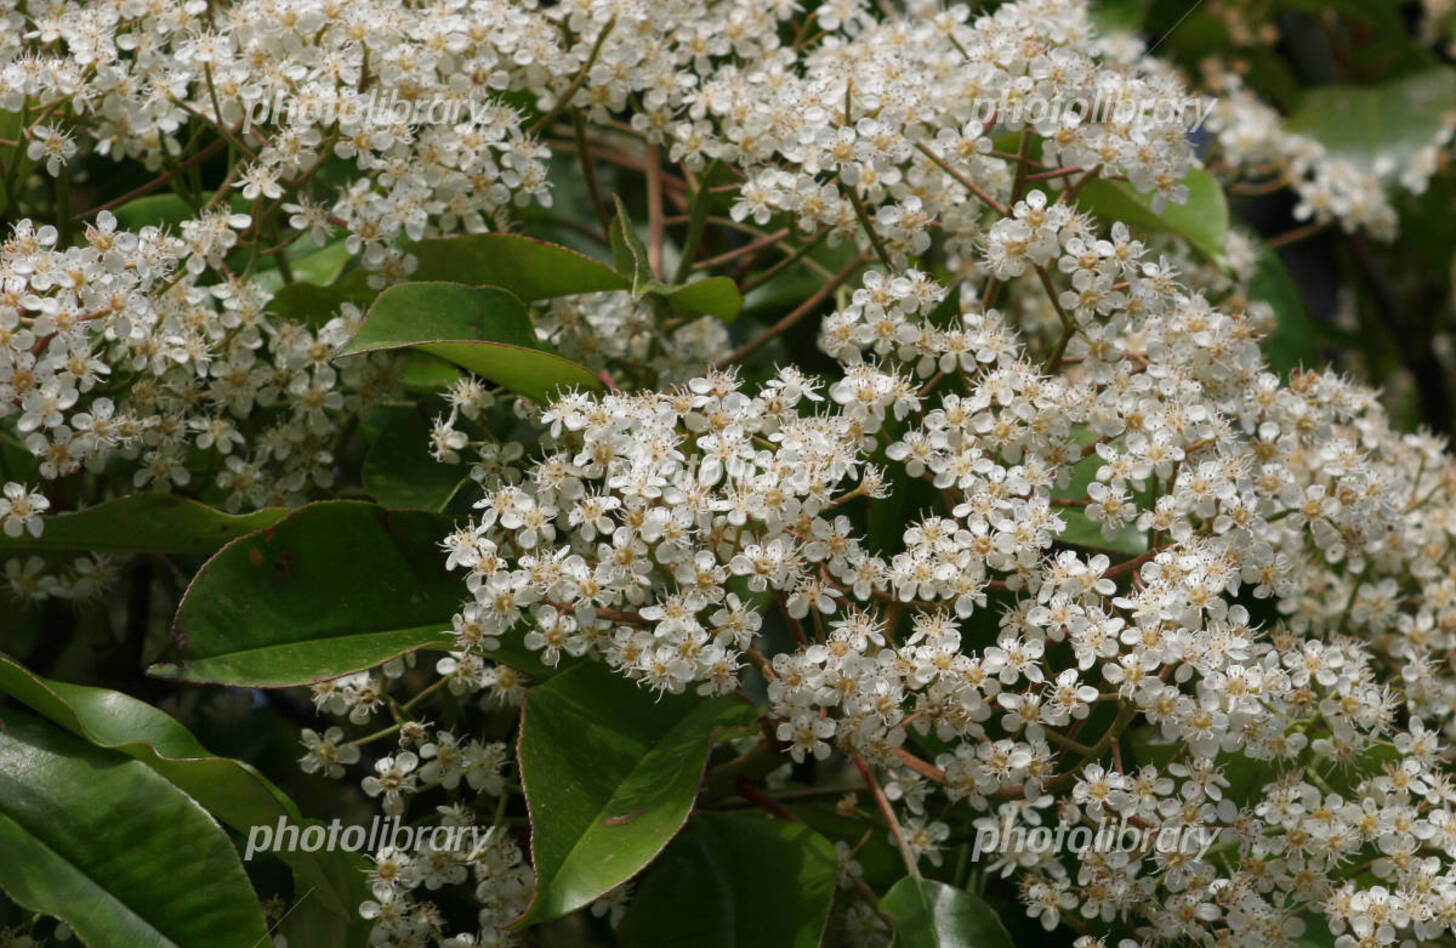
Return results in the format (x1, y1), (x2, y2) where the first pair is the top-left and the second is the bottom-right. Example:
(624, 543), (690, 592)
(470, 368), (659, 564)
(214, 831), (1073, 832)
(298, 727), (360, 779)
(361, 753), (419, 815)
(0, 483), (48, 538)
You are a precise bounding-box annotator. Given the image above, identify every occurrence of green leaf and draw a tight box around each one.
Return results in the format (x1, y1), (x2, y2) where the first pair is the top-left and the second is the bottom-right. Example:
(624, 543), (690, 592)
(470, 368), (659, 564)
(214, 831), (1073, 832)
(926, 283), (963, 328)
(1280, 0), (1433, 79)
(280, 875), (372, 948)
(1294, 912), (1338, 948)
(0, 654), (365, 924)
(609, 195), (743, 321)
(1075, 166), (1229, 266)
(153, 501), (544, 687)
(1287, 68), (1456, 179)
(110, 192), (253, 231)
(0, 711), (271, 947)
(868, 416), (938, 557)
(253, 239), (354, 296)
(1057, 507), (1147, 556)
(1249, 239), (1323, 375)
(617, 811), (838, 948)
(880, 877), (1016, 948)
(741, 240), (860, 323)
(363, 407), (469, 511)
(0, 493), (287, 554)
(0, 430), (38, 483)
(1052, 430), (1147, 556)
(660, 275), (743, 322)
(153, 501), (455, 688)
(1091, 0), (1152, 33)
(0, 111), (38, 211)
(111, 193), (200, 231)
(407, 232), (630, 301)
(335, 282), (600, 401)
(267, 268), (378, 326)
(401, 351), (464, 393)
(515, 663), (763, 927)
(287, 239), (353, 285)
(1124, 725), (1280, 807)
(610, 194), (655, 291)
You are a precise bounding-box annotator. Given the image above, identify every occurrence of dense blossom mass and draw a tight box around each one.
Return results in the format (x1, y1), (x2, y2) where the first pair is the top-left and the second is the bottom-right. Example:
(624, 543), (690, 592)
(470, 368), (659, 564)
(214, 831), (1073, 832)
(2, 0), (1455, 945)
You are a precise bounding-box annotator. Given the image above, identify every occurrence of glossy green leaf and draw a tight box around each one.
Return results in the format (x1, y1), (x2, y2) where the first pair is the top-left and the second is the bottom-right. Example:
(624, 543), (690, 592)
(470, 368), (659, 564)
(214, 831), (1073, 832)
(109, 193), (246, 232)
(926, 283), (963, 327)
(0, 711), (271, 947)
(1076, 166), (1229, 265)
(617, 811), (838, 948)
(407, 232), (630, 301)
(1280, 0), (1434, 80)
(0, 654), (366, 924)
(111, 193), (201, 231)
(1287, 68), (1456, 177)
(610, 194), (655, 291)
(0, 111), (37, 211)
(153, 501), (456, 687)
(1295, 913), (1338, 948)
(609, 195), (742, 321)
(253, 239), (354, 296)
(1249, 239), (1323, 375)
(880, 877), (1016, 948)
(336, 282), (600, 401)
(661, 275), (743, 322)
(515, 663), (763, 927)
(1057, 509), (1146, 556)
(1052, 431), (1147, 556)
(784, 799), (905, 891)
(1091, 0), (1152, 33)
(274, 838), (373, 948)
(363, 407), (469, 512)
(401, 351), (464, 392)
(869, 417), (940, 558)
(280, 877), (372, 948)
(110, 192), (254, 232)
(152, 501), (544, 687)
(0, 493), (287, 554)
(0, 430), (38, 483)
(267, 268), (378, 326)
(288, 239), (353, 285)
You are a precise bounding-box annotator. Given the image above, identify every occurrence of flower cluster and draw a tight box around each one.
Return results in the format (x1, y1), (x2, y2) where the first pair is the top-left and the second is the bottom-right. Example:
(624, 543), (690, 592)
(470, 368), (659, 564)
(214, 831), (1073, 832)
(1203, 73), (1455, 241)
(275, 0), (1456, 942)
(0, 210), (412, 598)
(424, 219), (1456, 943)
